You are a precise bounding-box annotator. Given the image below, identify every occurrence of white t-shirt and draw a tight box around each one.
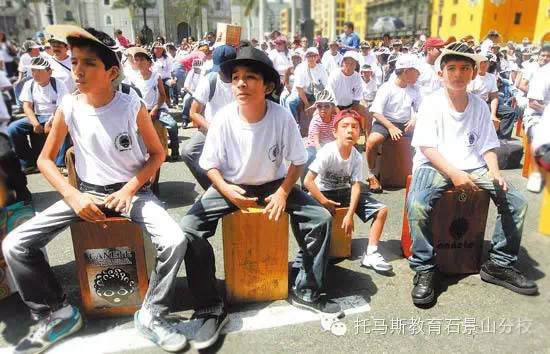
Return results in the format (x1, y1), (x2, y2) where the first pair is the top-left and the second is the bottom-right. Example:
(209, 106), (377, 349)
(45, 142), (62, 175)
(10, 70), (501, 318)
(359, 54), (377, 68)
(18, 53), (34, 77)
(199, 100), (307, 185)
(525, 64), (550, 127)
(532, 105), (550, 152)
(412, 89), (500, 172)
(183, 69), (202, 92)
(19, 77), (68, 116)
(370, 80), (421, 123)
(467, 72), (497, 102)
(327, 70), (363, 107)
(152, 56), (173, 79)
(0, 71), (10, 121)
(416, 60), (442, 98)
(61, 91), (148, 185)
(193, 73), (234, 122)
(50, 55), (76, 93)
(309, 141), (363, 191)
(269, 50), (291, 77)
(130, 71), (167, 111)
(293, 62), (328, 95)
(361, 78), (377, 102)
(321, 51), (342, 76)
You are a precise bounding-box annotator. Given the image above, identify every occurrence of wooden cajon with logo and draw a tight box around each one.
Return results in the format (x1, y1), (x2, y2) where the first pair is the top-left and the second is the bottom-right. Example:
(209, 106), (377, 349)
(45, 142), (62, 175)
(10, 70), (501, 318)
(379, 136), (414, 188)
(539, 173), (550, 236)
(66, 147), (151, 317)
(330, 208), (352, 259)
(401, 176), (490, 274)
(222, 208), (289, 304)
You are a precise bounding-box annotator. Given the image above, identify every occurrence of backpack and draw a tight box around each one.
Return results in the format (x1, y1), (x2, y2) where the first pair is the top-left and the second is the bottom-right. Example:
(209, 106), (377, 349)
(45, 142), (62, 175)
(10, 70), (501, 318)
(30, 77), (57, 104)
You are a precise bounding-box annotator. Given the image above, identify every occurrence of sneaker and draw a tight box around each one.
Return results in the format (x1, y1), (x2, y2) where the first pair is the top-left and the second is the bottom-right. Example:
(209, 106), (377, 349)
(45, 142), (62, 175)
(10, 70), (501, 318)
(480, 260), (538, 295)
(193, 310), (228, 350)
(361, 251), (393, 272)
(14, 306), (82, 354)
(291, 292), (344, 316)
(411, 270), (436, 306)
(526, 172), (544, 193)
(367, 176), (383, 193)
(134, 309), (187, 352)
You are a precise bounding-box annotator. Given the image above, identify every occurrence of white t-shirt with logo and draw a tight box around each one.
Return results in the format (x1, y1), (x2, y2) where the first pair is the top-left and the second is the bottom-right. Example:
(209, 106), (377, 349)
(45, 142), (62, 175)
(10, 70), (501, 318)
(193, 73), (234, 122)
(321, 51), (342, 76)
(327, 70), (363, 107)
(19, 77), (68, 116)
(199, 100), (307, 185)
(411, 89), (500, 172)
(370, 79), (421, 123)
(50, 55), (76, 93)
(417, 60), (442, 98)
(293, 62), (328, 95)
(467, 72), (497, 102)
(309, 141), (363, 191)
(361, 78), (377, 102)
(61, 91), (148, 185)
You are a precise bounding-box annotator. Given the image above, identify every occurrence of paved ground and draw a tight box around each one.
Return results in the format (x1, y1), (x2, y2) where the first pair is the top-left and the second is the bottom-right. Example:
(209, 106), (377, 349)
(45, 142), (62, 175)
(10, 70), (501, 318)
(0, 123), (549, 354)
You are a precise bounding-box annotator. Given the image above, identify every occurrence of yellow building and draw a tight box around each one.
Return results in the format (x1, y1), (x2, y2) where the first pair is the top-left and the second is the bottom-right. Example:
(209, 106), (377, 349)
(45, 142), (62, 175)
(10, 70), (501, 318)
(280, 7), (291, 35)
(432, 0), (540, 43)
(533, 0), (550, 44)
(345, 0), (368, 40)
(312, 0), (347, 40)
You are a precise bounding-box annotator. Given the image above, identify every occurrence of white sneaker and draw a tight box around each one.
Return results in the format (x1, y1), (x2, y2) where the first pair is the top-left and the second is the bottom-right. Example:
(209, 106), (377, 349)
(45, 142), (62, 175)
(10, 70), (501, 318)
(361, 251), (393, 272)
(526, 172), (544, 193)
(134, 309), (187, 352)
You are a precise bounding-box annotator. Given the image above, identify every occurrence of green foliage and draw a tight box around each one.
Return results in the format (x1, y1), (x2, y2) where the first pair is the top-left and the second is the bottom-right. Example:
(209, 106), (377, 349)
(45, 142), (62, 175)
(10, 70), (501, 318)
(112, 0), (155, 11)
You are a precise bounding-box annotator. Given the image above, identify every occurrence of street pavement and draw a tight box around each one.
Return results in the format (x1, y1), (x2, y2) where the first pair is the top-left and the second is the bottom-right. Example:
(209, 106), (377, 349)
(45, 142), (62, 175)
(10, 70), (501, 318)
(0, 122), (549, 354)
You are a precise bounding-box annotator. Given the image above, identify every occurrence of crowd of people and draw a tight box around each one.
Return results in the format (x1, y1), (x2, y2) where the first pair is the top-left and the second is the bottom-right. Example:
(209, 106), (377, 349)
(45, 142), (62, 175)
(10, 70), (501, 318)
(0, 20), (548, 354)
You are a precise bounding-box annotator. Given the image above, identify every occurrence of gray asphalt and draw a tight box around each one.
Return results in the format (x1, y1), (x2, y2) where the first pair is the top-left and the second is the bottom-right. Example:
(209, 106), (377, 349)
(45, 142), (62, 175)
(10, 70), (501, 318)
(0, 123), (548, 354)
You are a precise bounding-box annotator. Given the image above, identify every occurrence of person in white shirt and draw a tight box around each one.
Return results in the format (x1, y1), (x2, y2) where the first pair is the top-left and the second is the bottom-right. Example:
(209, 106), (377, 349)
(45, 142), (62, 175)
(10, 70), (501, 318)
(359, 64), (377, 135)
(532, 105), (550, 173)
(480, 30), (500, 53)
(416, 37), (445, 98)
(407, 42), (536, 307)
(366, 54), (422, 192)
(467, 53), (500, 128)
(286, 47), (328, 120)
(268, 35), (291, 79)
(321, 40), (342, 76)
(181, 58), (203, 127)
(151, 41), (173, 106)
(8, 57), (68, 173)
(327, 50), (363, 110)
(358, 41), (377, 69)
(14, 40), (43, 109)
(183, 45), (237, 190)
(47, 37), (76, 93)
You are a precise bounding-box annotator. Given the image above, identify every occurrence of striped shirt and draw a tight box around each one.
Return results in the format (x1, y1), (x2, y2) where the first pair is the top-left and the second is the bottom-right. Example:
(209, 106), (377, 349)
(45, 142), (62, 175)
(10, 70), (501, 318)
(306, 112), (337, 148)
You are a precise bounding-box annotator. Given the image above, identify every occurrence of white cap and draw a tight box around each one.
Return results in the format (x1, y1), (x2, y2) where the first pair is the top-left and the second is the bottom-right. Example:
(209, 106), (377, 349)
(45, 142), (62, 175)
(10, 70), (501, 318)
(395, 54), (421, 71)
(343, 50), (360, 62)
(305, 47), (319, 56)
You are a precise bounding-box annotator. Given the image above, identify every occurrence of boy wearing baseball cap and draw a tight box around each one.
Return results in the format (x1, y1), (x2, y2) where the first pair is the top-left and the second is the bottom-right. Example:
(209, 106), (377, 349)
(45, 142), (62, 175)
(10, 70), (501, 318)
(407, 42), (537, 307)
(366, 53), (422, 193)
(304, 109), (391, 272)
(3, 26), (188, 353)
(179, 46), (342, 349)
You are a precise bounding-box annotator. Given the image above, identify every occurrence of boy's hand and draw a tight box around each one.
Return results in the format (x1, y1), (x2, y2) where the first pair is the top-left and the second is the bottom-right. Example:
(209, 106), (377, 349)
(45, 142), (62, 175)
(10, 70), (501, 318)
(104, 187), (136, 214)
(342, 213), (354, 237)
(33, 123), (44, 134)
(321, 198), (341, 214)
(491, 116), (501, 130)
(44, 121), (52, 134)
(223, 184), (258, 210)
(489, 171), (508, 192)
(404, 118), (416, 133)
(264, 189), (288, 221)
(65, 192), (106, 222)
(451, 170), (480, 192)
(388, 124), (403, 141)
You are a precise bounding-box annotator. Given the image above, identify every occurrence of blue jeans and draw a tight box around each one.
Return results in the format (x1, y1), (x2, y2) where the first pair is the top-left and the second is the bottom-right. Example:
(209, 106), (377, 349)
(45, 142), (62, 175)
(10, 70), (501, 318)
(171, 65), (186, 105)
(8, 114), (50, 168)
(406, 165), (527, 272)
(181, 131), (210, 190)
(179, 179), (332, 312)
(158, 109), (179, 153)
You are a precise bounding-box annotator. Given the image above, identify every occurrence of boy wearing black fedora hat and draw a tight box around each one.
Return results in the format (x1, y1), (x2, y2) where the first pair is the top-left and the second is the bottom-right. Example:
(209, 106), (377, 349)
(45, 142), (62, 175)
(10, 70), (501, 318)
(179, 46), (342, 350)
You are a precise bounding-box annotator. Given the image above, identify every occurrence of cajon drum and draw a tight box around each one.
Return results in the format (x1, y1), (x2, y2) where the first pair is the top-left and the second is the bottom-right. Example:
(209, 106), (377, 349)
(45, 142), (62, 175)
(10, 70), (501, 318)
(539, 174), (550, 236)
(522, 135), (534, 178)
(153, 119), (169, 156)
(222, 208), (289, 304)
(515, 119), (523, 138)
(71, 218), (149, 317)
(330, 208), (352, 259)
(379, 136), (414, 188)
(401, 177), (490, 274)
(0, 259), (15, 300)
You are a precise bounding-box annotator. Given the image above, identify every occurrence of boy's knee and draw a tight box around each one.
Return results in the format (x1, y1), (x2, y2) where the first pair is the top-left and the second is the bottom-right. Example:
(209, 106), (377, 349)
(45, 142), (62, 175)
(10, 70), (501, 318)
(377, 206), (388, 219)
(2, 234), (19, 260)
(407, 197), (430, 221)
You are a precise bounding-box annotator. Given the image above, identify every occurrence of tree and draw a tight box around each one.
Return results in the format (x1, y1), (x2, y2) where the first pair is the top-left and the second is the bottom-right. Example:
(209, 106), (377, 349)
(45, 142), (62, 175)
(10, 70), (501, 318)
(112, 0), (155, 42)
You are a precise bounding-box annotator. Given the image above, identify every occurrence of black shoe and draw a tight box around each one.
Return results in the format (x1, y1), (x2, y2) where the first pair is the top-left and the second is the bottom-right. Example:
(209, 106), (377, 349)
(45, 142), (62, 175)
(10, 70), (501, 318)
(411, 269), (436, 306)
(22, 166), (40, 175)
(166, 153), (180, 162)
(193, 310), (228, 350)
(480, 260), (538, 295)
(291, 293), (344, 316)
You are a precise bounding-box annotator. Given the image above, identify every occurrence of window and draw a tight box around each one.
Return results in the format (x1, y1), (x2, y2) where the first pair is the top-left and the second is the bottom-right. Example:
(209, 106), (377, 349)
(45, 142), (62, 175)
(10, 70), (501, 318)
(451, 14), (457, 26)
(65, 11), (74, 21)
(494, 14), (497, 20)
(103, 0), (110, 5)
(514, 12), (522, 25)
(453, 0), (458, 4)
(5, 1), (12, 7)
(65, 0), (70, 4)
(24, 18), (30, 29)
(215, 1), (220, 10)
(470, 14), (473, 21)
(105, 15), (112, 26)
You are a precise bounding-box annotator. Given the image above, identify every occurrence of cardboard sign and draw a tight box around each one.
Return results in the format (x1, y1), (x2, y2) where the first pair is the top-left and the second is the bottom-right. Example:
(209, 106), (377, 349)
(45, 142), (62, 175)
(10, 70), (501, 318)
(216, 23), (241, 46)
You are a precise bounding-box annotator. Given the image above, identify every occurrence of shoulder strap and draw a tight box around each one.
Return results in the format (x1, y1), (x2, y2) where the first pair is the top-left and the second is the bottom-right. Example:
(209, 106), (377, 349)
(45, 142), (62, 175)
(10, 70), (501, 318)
(208, 71), (217, 102)
(53, 58), (72, 72)
(50, 77), (57, 94)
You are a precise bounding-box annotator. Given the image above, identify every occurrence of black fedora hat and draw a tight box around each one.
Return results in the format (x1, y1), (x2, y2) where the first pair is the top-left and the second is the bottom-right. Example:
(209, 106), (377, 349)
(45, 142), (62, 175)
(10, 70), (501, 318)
(220, 46), (281, 96)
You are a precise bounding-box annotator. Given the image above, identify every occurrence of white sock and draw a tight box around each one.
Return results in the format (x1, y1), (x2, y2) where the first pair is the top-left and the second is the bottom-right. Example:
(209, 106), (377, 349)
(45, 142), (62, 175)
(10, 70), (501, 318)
(52, 304), (73, 320)
(138, 307), (154, 324)
(367, 245), (378, 255)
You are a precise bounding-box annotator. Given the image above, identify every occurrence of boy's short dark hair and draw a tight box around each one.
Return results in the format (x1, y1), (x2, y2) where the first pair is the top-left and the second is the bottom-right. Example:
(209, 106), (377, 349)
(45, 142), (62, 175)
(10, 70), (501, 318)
(343, 21), (354, 30)
(440, 54), (476, 71)
(541, 45), (550, 54)
(134, 52), (152, 62)
(67, 28), (119, 71)
(394, 68), (404, 76)
(233, 61), (280, 98)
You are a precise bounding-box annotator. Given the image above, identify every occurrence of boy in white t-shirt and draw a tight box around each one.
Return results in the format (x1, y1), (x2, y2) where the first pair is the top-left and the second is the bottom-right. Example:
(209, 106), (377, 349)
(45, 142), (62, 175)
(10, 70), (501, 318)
(407, 42), (537, 307)
(2, 26), (188, 353)
(359, 64), (377, 135)
(304, 110), (391, 273)
(467, 53), (500, 128)
(366, 54), (422, 192)
(532, 105), (550, 173)
(179, 47), (342, 350)
(8, 57), (69, 174)
(321, 40), (343, 76)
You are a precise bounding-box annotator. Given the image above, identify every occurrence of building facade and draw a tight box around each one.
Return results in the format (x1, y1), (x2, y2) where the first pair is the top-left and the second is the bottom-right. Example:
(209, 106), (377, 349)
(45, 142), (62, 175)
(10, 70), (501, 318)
(0, 0), (44, 44)
(344, 0), (367, 41)
(532, 0), (549, 44)
(312, 0), (347, 40)
(366, 0), (431, 40)
(431, 0), (540, 43)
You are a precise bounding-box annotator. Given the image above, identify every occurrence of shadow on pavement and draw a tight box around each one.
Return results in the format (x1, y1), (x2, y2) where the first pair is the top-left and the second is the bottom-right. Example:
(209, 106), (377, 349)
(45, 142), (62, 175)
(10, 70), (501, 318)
(158, 181), (199, 209)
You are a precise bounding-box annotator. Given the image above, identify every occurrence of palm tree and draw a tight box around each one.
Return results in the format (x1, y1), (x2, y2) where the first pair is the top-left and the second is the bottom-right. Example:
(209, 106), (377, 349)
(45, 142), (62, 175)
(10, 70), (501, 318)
(112, 0), (155, 42)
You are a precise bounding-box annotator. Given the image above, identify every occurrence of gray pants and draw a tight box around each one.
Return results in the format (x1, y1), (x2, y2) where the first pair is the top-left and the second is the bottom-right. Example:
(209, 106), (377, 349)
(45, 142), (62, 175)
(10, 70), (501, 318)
(181, 131), (211, 190)
(2, 189), (187, 318)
